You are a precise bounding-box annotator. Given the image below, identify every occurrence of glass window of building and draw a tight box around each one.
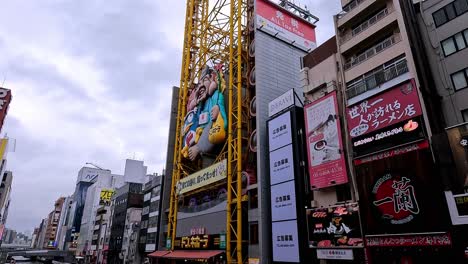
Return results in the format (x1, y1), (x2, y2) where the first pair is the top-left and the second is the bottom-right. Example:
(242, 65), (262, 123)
(455, 33), (466, 50)
(433, 9), (448, 27)
(446, 3), (457, 20)
(149, 200), (160, 212)
(151, 186), (161, 198)
(464, 29), (468, 43)
(442, 38), (456, 56)
(147, 232), (156, 244)
(452, 70), (468, 90)
(249, 222), (259, 245)
(462, 109), (468, 122)
(149, 216), (159, 228)
(454, 0), (468, 15)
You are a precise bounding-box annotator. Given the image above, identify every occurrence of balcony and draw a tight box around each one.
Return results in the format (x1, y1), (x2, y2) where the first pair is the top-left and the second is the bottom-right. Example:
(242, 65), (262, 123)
(340, 7), (391, 44)
(346, 58), (409, 100)
(337, 0), (377, 28)
(344, 34), (402, 71)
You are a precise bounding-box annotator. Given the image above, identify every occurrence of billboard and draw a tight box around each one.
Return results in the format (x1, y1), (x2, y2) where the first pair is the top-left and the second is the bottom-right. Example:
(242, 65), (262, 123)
(346, 79), (423, 138)
(270, 180), (297, 221)
(256, 0), (317, 51)
(176, 159), (227, 195)
(99, 189), (114, 206)
(268, 111), (292, 151)
(306, 204), (363, 248)
(269, 144), (294, 185)
(272, 220), (300, 263)
(181, 65), (228, 162)
(304, 91), (348, 189)
(0, 88), (12, 133)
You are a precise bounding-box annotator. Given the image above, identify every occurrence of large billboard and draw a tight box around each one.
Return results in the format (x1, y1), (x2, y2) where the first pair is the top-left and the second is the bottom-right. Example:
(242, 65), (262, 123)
(176, 159), (227, 195)
(181, 65), (228, 162)
(99, 189), (114, 206)
(0, 88), (12, 133)
(256, 0), (316, 51)
(272, 220), (300, 263)
(304, 91), (348, 189)
(346, 79), (422, 138)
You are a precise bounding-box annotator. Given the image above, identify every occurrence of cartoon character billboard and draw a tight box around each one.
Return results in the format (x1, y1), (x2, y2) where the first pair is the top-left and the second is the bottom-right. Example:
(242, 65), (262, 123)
(181, 65), (228, 161)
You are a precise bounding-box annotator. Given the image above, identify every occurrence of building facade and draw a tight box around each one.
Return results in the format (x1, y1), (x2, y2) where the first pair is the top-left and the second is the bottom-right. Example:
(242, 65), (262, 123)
(43, 197), (65, 249)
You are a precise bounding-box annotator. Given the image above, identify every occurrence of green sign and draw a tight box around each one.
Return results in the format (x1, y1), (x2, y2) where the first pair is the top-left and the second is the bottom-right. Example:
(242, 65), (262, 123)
(166, 238), (172, 249)
(219, 233), (226, 249)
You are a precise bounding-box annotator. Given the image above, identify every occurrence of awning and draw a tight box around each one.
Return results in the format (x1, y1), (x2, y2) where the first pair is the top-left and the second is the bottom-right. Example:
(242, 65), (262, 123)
(151, 250), (224, 260)
(148, 251), (171, 258)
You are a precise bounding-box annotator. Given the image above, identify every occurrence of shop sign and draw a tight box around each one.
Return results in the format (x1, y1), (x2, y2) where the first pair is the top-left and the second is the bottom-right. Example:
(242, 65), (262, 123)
(347, 80), (422, 138)
(268, 111), (292, 151)
(176, 159), (227, 194)
(304, 91), (348, 189)
(219, 233), (226, 249)
(352, 117), (425, 157)
(190, 227), (206, 235)
(317, 249), (354, 260)
(454, 193), (468, 216)
(365, 233), (452, 247)
(256, 0), (317, 51)
(354, 141), (429, 165)
(173, 234), (223, 250)
(372, 173), (420, 225)
(99, 189), (114, 206)
(268, 89), (295, 117)
(306, 203), (363, 248)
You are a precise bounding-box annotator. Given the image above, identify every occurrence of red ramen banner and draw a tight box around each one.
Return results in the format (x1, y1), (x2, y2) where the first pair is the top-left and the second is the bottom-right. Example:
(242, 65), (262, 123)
(304, 92), (348, 189)
(346, 79), (422, 138)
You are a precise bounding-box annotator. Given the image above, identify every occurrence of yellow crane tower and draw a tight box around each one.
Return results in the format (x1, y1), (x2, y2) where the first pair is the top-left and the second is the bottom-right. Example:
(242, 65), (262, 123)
(166, 0), (253, 263)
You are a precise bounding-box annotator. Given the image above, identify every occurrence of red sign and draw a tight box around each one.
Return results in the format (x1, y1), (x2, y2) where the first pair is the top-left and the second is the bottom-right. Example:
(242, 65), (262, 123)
(304, 92), (348, 189)
(366, 233), (452, 247)
(0, 88), (12, 133)
(256, 0), (316, 51)
(354, 141), (429, 165)
(346, 79), (422, 138)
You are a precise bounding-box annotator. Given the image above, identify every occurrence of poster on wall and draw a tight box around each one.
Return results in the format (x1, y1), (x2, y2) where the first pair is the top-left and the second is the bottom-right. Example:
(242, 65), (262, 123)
(256, 0), (317, 51)
(269, 144), (295, 185)
(268, 111), (292, 151)
(346, 79), (423, 138)
(306, 204), (363, 248)
(304, 91), (348, 189)
(181, 65), (228, 163)
(272, 220), (300, 263)
(270, 180), (297, 221)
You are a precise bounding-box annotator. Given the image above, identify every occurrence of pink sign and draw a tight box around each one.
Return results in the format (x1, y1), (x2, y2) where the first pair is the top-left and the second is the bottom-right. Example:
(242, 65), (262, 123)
(346, 79), (423, 138)
(366, 233), (452, 247)
(256, 0), (316, 51)
(304, 92), (348, 189)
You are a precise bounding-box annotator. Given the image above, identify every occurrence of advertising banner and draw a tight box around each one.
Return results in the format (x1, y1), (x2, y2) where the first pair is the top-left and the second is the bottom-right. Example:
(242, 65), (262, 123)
(304, 91), (348, 189)
(0, 88), (12, 133)
(346, 79), (422, 138)
(306, 204), (363, 248)
(270, 180), (297, 221)
(176, 159), (227, 194)
(256, 0), (317, 51)
(317, 249), (354, 260)
(268, 111), (292, 151)
(269, 144), (294, 185)
(99, 189), (114, 206)
(365, 233), (452, 247)
(446, 123), (468, 193)
(0, 138), (8, 161)
(272, 220), (300, 263)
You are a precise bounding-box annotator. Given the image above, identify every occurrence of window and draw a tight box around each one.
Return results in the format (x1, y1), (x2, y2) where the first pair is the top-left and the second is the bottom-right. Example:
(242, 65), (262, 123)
(148, 216), (159, 228)
(441, 28), (468, 56)
(433, 0), (468, 27)
(454, 0), (468, 15)
(442, 38), (457, 56)
(146, 232), (156, 244)
(451, 69), (468, 90)
(248, 189), (258, 209)
(462, 109), (468, 122)
(149, 200), (160, 212)
(151, 186), (161, 198)
(433, 9), (447, 27)
(249, 222), (259, 245)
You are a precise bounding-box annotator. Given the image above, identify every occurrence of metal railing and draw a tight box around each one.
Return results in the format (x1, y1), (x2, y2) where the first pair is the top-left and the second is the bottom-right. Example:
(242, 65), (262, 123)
(346, 59), (408, 99)
(338, 0), (366, 18)
(344, 34), (400, 70)
(340, 8), (390, 44)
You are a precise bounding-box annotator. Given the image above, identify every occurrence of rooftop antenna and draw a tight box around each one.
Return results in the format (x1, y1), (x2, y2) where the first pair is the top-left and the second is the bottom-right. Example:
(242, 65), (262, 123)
(278, 0), (319, 24)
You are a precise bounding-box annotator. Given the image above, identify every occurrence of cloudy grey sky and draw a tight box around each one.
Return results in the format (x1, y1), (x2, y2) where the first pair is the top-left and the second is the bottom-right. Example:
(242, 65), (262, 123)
(0, 0), (341, 233)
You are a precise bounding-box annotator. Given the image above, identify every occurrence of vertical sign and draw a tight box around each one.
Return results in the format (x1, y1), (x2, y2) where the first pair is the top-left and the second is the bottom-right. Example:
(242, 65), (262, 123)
(268, 109), (301, 263)
(304, 91), (348, 189)
(0, 88), (12, 133)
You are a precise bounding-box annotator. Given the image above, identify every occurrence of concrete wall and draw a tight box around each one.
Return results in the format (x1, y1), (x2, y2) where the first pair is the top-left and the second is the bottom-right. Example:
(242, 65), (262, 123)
(255, 29), (306, 263)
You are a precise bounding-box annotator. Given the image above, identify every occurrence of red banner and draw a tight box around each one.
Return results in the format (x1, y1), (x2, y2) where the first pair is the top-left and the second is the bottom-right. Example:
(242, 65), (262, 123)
(346, 79), (422, 138)
(256, 0), (316, 51)
(304, 92), (348, 189)
(0, 88), (12, 133)
(366, 233), (452, 247)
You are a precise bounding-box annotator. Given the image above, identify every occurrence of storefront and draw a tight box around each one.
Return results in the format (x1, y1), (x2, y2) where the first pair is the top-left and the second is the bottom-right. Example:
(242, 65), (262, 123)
(346, 80), (453, 263)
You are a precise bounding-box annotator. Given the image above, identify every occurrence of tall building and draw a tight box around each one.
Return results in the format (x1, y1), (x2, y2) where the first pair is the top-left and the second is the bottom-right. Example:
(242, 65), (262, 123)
(43, 197), (65, 249)
(121, 207), (142, 264)
(0, 170), (13, 230)
(140, 173), (163, 256)
(56, 196), (73, 250)
(108, 182), (143, 264)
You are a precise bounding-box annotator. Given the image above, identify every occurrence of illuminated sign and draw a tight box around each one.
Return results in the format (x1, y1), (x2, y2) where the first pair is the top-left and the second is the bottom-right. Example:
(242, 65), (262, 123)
(176, 159), (227, 194)
(317, 249), (354, 260)
(454, 193), (468, 216)
(173, 234), (224, 250)
(366, 233), (452, 247)
(99, 189), (114, 206)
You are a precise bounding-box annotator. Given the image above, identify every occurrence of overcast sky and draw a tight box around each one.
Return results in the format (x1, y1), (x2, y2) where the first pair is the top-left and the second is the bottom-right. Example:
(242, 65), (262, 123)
(0, 0), (341, 234)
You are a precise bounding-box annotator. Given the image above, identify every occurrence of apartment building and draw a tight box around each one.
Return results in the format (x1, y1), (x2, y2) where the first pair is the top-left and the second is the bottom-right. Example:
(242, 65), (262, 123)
(43, 197), (65, 249)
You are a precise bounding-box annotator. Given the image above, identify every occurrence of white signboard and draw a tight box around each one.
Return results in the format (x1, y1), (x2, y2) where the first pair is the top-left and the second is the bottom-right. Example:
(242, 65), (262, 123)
(269, 89), (294, 117)
(269, 144), (295, 185)
(268, 112), (292, 151)
(271, 181), (297, 221)
(272, 220), (300, 263)
(77, 167), (110, 183)
(317, 249), (354, 260)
